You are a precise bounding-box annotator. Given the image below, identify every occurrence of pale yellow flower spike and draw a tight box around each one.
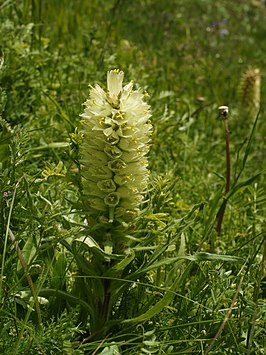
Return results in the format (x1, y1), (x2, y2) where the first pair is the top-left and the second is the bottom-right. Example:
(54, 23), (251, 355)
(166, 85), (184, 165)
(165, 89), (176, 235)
(80, 70), (152, 243)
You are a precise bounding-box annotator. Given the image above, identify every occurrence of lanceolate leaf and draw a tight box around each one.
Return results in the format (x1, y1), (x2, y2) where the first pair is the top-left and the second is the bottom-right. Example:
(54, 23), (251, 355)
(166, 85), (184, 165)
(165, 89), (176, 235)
(105, 250), (135, 276)
(72, 236), (122, 260)
(122, 274), (181, 324)
(225, 173), (262, 201)
(17, 234), (36, 273)
(38, 288), (94, 315)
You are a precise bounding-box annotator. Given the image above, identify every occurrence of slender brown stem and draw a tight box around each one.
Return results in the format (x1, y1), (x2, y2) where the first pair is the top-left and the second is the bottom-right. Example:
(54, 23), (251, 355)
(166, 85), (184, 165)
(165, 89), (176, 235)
(224, 118), (231, 194)
(204, 275), (244, 355)
(216, 113), (231, 235)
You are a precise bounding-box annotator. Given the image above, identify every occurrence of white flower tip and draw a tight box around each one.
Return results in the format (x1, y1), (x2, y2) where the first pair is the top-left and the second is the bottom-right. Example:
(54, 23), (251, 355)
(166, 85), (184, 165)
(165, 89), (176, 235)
(218, 105), (229, 117)
(107, 69), (124, 98)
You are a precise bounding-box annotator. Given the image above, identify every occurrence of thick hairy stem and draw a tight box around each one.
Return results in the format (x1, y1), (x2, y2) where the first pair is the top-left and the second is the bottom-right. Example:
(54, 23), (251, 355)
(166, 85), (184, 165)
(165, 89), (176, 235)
(101, 278), (112, 326)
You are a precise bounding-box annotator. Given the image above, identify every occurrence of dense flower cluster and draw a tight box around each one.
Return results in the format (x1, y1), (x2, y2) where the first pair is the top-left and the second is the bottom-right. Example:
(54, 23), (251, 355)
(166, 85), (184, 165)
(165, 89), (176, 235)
(80, 70), (152, 231)
(240, 67), (260, 114)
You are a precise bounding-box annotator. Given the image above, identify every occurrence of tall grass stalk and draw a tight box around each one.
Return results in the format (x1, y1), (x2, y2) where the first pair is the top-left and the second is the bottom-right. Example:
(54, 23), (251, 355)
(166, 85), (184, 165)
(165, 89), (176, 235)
(0, 180), (20, 304)
(8, 227), (42, 328)
(246, 236), (266, 354)
(216, 106), (230, 236)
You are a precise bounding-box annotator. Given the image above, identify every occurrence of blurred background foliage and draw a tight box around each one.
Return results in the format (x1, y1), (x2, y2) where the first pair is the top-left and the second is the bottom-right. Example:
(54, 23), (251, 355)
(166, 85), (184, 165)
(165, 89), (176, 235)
(0, 0), (266, 353)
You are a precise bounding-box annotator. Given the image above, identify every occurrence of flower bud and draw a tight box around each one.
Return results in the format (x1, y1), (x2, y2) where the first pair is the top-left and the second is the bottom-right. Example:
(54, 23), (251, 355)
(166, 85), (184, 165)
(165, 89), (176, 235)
(239, 67), (260, 114)
(218, 105), (229, 118)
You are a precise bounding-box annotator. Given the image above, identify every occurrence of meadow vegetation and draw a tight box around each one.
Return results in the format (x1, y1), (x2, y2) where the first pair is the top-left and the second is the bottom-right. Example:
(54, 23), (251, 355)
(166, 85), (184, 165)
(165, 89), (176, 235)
(0, 0), (265, 354)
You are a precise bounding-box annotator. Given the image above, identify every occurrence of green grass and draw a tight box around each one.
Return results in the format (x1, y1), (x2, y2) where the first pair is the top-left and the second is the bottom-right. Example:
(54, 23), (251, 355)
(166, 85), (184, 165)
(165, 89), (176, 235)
(0, 0), (266, 354)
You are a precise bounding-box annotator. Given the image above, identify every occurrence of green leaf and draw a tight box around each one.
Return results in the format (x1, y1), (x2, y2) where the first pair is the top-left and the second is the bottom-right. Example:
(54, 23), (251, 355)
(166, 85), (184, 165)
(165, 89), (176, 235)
(73, 236), (123, 260)
(51, 251), (67, 289)
(71, 241), (105, 303)
(105, 249), (135, 277)
(123, 274), (180, 324)
(30, 142), (69, 151)
(38, 288), (94, 315)
(99, 345), (120, 355)
(72, 250), (98, 277)
(17, 235), (36, 273)
(190, 252), (242, 262)
(45, 93), (75, 130)
(178, 233), (186, 257)
(225, 173), (262, 200)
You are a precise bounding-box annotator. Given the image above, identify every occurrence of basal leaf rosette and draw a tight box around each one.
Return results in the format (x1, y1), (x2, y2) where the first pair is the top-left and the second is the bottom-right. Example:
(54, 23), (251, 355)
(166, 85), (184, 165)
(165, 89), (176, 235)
(80, 70), (152, 239)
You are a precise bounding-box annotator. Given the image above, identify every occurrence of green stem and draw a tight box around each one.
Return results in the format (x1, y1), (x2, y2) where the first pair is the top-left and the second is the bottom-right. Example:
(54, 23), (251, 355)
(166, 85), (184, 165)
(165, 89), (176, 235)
(101, 278), (112, 326)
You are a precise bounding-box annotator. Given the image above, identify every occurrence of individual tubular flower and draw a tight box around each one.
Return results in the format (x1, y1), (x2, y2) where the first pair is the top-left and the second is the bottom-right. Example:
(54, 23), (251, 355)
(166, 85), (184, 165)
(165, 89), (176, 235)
(80, 70), (152, 238)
